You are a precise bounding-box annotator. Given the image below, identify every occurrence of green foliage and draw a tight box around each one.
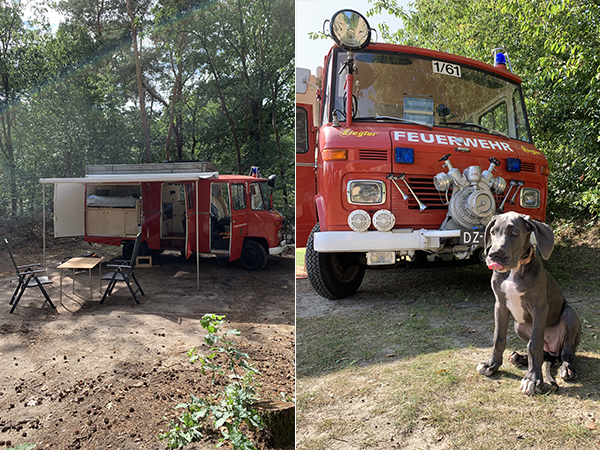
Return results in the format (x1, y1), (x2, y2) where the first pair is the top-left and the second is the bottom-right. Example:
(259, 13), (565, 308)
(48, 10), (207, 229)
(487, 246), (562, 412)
(0, 0), (294, 224)
(369, 0), (600, 222)
(159, 314), (263, 450)
(7, 445), (35, 450)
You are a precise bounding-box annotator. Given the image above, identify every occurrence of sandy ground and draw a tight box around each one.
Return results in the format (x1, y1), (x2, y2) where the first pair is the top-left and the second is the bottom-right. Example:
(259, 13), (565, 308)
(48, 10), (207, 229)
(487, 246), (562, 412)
(0, 242), (295, 450)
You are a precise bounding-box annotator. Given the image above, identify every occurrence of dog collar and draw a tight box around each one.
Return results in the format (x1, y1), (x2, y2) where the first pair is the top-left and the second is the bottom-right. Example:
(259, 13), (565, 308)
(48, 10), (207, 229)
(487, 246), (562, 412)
(518, 246), (534, 267)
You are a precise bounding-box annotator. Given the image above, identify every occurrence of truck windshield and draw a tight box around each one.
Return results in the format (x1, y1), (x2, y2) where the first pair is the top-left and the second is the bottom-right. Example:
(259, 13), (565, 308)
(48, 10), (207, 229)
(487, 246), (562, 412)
(330, 49), (532, 143)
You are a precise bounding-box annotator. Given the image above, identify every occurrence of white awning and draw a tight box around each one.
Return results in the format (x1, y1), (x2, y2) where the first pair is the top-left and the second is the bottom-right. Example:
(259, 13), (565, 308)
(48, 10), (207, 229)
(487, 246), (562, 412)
(39, 171), (219, 184)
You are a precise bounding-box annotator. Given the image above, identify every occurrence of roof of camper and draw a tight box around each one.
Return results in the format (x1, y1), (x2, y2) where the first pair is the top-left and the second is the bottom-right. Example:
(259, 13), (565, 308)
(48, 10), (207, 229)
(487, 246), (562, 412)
(40, 162), (220, 184)
(40, 172), (219, 184)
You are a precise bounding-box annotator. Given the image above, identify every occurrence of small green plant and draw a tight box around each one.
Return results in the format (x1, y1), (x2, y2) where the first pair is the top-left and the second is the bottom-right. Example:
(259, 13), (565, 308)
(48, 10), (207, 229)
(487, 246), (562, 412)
(8, 445), (36, 450)
(159, 314), (263, 449)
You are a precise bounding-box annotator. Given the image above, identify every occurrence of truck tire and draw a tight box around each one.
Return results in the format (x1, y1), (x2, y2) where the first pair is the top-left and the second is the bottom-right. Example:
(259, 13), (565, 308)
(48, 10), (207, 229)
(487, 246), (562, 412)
(122, 241), (135, 261)
(305, 223), (366, 299)
(240, 240), (268, 270)
(122, 240), (149, 261)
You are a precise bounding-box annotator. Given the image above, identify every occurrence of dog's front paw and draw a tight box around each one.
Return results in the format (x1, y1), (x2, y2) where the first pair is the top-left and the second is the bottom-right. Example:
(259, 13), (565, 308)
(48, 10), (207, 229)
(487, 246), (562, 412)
(559, 361), (577, 380)
(477, 360), (500, 376)
(520, 372), (543, 395)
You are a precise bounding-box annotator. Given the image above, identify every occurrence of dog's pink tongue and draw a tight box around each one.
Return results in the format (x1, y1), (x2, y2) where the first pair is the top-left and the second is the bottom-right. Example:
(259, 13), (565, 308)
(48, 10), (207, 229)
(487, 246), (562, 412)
(488, 262), (504, 271)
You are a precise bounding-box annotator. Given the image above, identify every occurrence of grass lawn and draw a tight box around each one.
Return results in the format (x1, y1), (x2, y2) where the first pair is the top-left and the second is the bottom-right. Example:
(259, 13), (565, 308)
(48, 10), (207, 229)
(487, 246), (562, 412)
(296, 222), (600, 449)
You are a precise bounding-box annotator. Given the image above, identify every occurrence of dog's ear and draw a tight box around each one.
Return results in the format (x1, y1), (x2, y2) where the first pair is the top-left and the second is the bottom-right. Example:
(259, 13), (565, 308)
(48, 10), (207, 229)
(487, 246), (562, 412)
(524, 216), (554, 260)
(484, 215), (497, 254)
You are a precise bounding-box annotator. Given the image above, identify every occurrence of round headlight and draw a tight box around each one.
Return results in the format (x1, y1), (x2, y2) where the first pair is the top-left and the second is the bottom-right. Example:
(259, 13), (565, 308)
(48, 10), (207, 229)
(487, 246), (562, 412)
(348, 209), (371, 232)
(372, 209), (395, 232)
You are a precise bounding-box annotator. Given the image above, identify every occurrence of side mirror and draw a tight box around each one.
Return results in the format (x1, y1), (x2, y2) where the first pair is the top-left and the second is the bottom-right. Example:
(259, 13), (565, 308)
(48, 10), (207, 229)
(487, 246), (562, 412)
(296, 68), (311, 94)
(267, 174), (277, 188)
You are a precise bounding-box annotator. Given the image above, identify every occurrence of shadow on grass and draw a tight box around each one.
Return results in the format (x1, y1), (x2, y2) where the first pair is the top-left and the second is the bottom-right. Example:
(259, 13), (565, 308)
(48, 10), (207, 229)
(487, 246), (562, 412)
(480, 353), (600, 401)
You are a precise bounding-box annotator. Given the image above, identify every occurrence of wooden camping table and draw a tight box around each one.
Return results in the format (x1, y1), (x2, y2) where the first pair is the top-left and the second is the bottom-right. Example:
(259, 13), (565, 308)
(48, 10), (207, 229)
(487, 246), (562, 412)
(57, 257), (103, 302)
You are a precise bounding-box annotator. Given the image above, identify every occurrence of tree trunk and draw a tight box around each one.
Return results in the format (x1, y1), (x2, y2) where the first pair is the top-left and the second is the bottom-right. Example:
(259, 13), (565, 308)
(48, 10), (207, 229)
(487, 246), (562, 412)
(253, 400), (295, 448)
(126, 0), (152, 163)
(271, 86), (288, 207)
(201, 40), (242, 174)
(1, 72), (17, 216)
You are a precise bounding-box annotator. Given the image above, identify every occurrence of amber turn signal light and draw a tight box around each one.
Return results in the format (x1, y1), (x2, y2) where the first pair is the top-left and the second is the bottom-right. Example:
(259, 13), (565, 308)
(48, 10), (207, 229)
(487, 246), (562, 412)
(323, 149), (348, 161)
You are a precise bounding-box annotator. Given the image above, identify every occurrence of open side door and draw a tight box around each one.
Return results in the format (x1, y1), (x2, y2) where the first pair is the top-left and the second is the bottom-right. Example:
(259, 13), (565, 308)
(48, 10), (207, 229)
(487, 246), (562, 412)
(296, 103), (317, 247)
(54, 182), (85, 237)
(229, 182), (247, 261)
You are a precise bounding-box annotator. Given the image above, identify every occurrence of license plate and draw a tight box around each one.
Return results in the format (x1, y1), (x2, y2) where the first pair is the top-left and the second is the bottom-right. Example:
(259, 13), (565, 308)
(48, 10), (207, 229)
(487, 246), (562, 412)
(460, 230), (483, 246)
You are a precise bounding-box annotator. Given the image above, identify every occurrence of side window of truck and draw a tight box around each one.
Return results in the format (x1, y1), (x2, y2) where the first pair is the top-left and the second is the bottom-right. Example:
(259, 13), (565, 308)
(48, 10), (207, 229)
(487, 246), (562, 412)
(512, 89), (531, 142)
(296, 107), (309, 153)
(479, 101), (508, 134)
(231, 183), (246, 210)
(250, 182), (265, 211)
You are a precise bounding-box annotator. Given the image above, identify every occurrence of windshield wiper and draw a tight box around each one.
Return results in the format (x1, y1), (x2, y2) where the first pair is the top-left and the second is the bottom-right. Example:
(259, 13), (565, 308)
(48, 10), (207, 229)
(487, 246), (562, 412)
(354, 116), (434, 130)
(443, 122), (509, 140)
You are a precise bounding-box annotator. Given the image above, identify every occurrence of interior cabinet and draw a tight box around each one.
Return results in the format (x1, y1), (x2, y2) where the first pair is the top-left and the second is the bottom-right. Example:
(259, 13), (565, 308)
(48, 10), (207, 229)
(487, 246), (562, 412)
(86, 205), (140, 237)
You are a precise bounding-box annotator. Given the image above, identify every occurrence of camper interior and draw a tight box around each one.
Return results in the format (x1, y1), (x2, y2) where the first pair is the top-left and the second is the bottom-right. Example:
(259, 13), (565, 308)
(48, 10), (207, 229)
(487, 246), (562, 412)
(161, 183), (186, 239)
(86, 184), (142, 237)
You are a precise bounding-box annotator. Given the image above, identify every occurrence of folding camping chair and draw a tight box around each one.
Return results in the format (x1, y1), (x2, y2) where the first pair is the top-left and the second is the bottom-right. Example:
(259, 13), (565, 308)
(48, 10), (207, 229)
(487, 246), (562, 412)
(100, 233), (145, 304)
(5, 238), (55, 314)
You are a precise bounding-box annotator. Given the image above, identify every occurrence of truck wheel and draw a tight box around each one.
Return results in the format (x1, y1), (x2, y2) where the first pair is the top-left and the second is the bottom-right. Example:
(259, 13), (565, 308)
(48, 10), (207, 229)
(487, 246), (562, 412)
(240, 240), (268, 270)
(122, 240), (149, 261)
(305, 223), (366, 300)
(122, 241), (134, 261)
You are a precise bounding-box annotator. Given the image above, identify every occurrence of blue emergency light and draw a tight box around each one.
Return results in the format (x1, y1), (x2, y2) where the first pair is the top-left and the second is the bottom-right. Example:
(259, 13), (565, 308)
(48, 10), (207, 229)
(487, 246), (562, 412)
(506, 157), (521, 172)
(395, 147), (414, 164)
(495, 52), (507, 67)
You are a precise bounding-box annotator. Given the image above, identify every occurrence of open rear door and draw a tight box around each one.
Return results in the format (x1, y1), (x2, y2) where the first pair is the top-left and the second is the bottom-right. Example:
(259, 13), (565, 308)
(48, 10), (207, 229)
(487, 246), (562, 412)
(54, 182), (85, 237)
(184, 182), (197, 259)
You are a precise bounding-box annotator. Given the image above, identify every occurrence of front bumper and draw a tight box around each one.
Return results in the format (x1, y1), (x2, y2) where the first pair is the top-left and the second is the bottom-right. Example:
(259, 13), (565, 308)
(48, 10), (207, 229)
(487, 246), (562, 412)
(314, 229), (461, 253)
(269, 240), (288, 255)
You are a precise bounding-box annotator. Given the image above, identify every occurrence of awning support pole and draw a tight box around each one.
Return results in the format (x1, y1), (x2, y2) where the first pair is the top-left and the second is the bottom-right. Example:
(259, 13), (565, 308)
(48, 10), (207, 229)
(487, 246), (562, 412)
(43, 184), (46, 269)
(196, 178), (200, 290)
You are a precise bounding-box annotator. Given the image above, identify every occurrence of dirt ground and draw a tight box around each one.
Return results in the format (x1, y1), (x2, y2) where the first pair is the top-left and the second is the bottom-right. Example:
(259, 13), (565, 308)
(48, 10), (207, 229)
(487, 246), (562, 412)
(0, 239), (295, 450)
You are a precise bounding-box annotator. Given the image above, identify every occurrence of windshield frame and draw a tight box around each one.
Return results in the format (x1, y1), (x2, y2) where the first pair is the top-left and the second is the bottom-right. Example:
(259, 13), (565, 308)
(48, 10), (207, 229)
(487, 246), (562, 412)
(326, 47), (533, 144)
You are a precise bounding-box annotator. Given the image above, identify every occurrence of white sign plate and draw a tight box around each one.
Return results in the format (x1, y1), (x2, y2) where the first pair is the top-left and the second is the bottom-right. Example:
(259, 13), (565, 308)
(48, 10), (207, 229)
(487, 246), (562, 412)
(432, 60), (462, 78)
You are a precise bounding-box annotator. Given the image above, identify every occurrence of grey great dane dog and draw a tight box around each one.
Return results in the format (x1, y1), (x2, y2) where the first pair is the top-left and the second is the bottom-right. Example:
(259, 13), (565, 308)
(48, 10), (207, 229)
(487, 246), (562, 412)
(477, 212), (581, 395)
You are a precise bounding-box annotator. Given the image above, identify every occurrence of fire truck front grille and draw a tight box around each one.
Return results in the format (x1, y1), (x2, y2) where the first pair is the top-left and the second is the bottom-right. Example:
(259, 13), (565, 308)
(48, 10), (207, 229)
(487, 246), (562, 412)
(521, 162), (536, 173)
(359, 149), (388, 161)
(391, 177), (449, 211)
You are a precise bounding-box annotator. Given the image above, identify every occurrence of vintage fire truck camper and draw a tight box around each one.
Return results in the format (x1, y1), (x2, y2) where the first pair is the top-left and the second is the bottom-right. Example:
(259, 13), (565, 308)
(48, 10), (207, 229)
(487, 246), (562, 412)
(40, 161), (287, 271)
(296, 10), (549, 299)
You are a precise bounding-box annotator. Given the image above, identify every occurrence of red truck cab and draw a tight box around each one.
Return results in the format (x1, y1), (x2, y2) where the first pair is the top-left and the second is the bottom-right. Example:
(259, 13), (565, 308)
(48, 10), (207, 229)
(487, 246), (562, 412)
(296, 10), (549, 299)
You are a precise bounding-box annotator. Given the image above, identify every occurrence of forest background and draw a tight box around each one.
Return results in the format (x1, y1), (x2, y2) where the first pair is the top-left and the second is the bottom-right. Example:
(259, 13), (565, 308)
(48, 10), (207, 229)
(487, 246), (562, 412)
(370, 0), (600, 222)
(0, 0), (295, 233)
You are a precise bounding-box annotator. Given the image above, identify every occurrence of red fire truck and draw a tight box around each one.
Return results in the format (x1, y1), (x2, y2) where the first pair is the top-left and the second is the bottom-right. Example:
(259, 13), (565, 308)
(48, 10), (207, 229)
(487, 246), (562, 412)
(40, 161), (287, 271)
(296, 10), (549, 299)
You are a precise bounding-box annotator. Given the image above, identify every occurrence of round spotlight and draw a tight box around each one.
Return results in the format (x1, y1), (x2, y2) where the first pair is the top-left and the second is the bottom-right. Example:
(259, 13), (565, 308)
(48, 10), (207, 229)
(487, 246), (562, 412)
(348, 209), (371, 232)
(372, 209), (395, 232)
(330, 9), (372, 52)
